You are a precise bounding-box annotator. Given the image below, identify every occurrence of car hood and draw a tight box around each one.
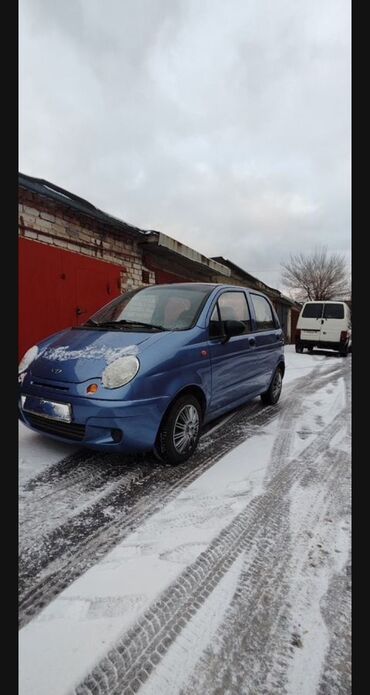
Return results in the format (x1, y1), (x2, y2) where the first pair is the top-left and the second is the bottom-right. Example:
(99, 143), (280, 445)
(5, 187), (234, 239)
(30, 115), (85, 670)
(30, 328), (166, 383)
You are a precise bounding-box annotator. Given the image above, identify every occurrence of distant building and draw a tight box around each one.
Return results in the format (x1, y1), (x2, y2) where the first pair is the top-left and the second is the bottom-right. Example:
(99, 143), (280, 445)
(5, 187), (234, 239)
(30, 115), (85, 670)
(19, 172), (299, 354)
(18, 173), (229, 355)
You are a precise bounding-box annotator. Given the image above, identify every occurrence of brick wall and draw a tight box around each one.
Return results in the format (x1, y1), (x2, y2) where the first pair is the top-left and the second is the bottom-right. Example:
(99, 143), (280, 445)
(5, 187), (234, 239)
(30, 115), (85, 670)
(18, 189), (156, 291)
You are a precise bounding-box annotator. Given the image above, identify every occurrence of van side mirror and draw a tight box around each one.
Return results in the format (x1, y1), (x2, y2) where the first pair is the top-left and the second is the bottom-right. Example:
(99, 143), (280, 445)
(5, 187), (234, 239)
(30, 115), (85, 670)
(223, 320), (245, 341)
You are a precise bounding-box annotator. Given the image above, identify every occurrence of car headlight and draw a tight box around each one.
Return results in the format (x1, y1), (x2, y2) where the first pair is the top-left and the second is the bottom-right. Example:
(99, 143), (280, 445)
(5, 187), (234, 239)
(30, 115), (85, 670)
(18, 345), (39, 374)
(102, 355), (140, 389)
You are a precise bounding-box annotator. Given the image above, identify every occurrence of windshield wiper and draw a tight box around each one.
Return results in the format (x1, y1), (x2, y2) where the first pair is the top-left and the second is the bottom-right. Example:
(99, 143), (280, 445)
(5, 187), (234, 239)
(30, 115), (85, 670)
(94, 319), (166, 331)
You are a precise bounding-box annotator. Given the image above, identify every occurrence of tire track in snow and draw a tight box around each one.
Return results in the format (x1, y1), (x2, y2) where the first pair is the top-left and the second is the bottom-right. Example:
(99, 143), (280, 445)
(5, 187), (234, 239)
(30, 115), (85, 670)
(181, 433), (350, 695)
(73, 404), (347, 695)
(185, 366), (350, 695)
(18, 399), (269, 628)
(265, 362), (349, 485)
(19, 361), (348, 630)
(317, 558), (351, 695)
(269, 449), (350, 695)
(19, 455), (150, 550)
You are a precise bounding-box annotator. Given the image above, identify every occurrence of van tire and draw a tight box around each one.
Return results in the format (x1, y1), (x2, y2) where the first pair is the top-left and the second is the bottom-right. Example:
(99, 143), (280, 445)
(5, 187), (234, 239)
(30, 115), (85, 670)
(261, 367), (283, 406)
(295, 344), (303, 353)
(339, 346), (348, 357)
(155, 395), (202, 465)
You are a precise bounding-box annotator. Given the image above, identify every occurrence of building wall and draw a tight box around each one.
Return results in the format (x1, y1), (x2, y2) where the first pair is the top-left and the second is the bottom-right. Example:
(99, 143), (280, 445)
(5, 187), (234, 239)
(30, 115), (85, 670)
(18, 187), (297, 352)
(18, 189), (156, 292)
(18, 189), (158, 355)
(290, 307), (300, 342)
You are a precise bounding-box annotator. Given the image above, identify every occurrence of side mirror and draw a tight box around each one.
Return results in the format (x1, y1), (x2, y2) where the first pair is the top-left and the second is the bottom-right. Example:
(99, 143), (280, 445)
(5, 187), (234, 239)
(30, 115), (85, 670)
(223, 320), (245, 341)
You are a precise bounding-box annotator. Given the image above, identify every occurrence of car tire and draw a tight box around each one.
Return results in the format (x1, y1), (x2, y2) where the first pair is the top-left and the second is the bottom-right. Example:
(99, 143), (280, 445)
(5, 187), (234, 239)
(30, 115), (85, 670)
(155, 395), (202, 465)
(308, 347), (314, 353)
(295, 344), (303, 353)
(261, 367), (283, 406)
(339, 345), (348, 357)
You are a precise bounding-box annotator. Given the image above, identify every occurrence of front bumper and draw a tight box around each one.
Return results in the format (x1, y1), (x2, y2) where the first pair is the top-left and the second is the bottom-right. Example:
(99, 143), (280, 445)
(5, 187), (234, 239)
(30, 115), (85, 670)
(19, 392), (171, 453)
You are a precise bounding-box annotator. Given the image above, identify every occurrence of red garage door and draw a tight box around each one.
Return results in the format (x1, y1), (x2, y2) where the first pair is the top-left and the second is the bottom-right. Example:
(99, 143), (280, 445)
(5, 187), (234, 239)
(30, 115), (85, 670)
(19, 238), (122, 357)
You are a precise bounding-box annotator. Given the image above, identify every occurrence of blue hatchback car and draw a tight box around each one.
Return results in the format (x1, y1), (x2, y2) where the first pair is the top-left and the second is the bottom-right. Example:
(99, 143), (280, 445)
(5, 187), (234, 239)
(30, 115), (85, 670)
(19, 283), (285, 464)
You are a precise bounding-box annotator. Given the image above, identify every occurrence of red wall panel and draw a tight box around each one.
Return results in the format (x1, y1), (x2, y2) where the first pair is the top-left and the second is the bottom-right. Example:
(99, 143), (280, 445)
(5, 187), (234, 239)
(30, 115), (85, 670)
(155, 268), (187, 284)
(19, 238), (122, 357)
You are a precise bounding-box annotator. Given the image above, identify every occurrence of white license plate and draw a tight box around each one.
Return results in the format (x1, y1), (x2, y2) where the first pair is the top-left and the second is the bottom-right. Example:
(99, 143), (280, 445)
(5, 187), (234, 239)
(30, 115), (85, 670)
(22, 395), (72, 423)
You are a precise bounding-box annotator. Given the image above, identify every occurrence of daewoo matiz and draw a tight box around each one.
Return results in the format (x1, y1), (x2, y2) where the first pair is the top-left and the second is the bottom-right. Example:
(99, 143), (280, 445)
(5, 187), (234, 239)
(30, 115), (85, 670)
(18, 283), (285, 464)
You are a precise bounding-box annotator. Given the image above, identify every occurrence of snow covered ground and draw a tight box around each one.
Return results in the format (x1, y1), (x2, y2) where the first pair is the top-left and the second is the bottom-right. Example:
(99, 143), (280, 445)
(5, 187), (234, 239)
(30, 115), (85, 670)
(19, 347), (351, 694)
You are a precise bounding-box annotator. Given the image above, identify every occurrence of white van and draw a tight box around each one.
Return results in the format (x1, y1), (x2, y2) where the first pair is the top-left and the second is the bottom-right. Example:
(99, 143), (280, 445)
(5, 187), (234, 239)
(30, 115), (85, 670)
(295, 301), (351, 356)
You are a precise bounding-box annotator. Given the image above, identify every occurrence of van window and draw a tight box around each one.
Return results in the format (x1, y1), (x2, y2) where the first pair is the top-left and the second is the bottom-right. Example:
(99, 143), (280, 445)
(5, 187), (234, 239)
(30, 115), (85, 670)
(302, 303), (323, 318)
(323, 303), (344, 319)
(250, 294), (275, 330)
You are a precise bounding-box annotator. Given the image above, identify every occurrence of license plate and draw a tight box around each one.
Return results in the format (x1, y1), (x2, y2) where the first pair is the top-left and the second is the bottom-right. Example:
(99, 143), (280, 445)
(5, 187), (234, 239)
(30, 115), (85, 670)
(21, 395), (72, 423)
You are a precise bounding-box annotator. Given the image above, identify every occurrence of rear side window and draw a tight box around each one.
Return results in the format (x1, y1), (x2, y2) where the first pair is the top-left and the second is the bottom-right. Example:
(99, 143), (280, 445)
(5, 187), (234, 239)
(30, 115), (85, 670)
(323, 303), (344, 319)
(250, 294), (275, 330)
(302, 303), (323, 318)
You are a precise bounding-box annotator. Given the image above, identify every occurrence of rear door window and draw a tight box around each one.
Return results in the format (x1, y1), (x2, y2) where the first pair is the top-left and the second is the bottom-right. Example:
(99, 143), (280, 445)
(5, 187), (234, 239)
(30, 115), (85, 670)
(302, 303), (324, 318)
(323, 303), (344, 319)
(250, 294), (275, 330)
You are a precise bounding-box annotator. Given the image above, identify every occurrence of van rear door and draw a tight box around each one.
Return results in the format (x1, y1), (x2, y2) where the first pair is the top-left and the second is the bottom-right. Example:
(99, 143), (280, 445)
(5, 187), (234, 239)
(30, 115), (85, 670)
(299, 302), (324, 342)
(321, 303), (345, 343)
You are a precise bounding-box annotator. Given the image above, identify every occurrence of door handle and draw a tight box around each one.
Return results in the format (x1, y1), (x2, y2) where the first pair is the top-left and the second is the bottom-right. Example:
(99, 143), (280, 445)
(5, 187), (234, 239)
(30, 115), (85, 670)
(249, 337), (256, 347)
(76, 307), (87, 316)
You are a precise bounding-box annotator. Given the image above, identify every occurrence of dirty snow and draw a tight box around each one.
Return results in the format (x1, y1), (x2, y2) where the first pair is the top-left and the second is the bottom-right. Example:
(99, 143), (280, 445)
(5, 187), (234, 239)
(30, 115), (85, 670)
(19, 421), (77, 486)
(285, 468), (351, 695)
(282, 345), (340, 385)
(18, 347), (351, 695)
(19, 424), (278, 695)
(140, 552), (246, 695)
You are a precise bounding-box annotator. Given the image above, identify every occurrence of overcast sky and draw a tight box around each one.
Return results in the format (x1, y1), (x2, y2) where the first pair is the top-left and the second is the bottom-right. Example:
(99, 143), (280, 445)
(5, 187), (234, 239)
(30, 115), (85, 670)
(19, 0), (351, 290)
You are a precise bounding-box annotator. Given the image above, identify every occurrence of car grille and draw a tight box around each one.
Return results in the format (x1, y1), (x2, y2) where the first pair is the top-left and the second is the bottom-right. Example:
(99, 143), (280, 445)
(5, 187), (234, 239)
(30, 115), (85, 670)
(32, 380), (70, 391)
(25, 414), (86, 441)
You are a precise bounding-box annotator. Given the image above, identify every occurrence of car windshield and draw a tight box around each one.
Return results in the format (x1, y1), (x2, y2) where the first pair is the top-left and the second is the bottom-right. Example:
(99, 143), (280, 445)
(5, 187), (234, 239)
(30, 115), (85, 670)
(86, 285), (213, 331)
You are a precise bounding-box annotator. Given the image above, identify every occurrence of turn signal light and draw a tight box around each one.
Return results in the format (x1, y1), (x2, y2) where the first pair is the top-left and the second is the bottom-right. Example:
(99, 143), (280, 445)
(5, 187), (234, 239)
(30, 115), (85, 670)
(87, 383), (99, 394)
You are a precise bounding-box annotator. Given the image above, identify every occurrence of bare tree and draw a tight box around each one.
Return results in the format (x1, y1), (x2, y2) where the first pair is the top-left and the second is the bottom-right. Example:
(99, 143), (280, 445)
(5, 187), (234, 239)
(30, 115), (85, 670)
(281, 247), (350, 301)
